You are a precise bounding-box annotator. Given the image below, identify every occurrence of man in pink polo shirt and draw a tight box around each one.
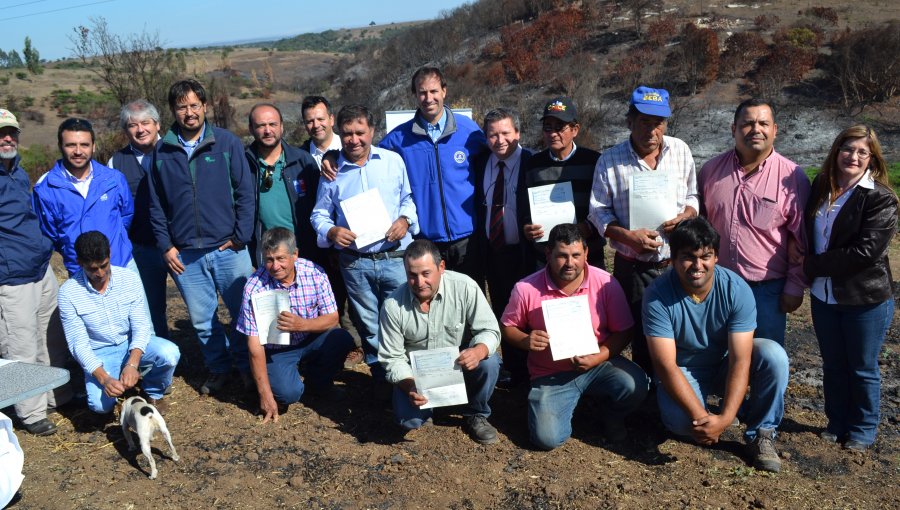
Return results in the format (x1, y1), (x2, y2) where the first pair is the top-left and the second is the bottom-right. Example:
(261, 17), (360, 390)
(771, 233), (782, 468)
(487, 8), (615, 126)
(698, 98), (810, 345)
(500, 223), (649, 450)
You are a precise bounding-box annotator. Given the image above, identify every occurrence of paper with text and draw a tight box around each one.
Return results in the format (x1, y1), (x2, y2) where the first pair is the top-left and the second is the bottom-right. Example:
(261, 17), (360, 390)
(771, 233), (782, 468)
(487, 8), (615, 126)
(629, 171), (676, 230)
(410, 346), (468, 409)
(341, 188), (393, 250)
(251, 290), (291, 346)
(528, 182), (576, 242)
(541, 295), (600, 360)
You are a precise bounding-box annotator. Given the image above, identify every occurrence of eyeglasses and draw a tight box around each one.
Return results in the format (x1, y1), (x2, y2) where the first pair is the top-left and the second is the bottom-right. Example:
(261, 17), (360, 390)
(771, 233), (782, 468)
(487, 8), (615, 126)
(260, 165), (274, 192)
(175, 103), (203, 114)
(839, 146), (871, 159)
(541, 123), (573, 133)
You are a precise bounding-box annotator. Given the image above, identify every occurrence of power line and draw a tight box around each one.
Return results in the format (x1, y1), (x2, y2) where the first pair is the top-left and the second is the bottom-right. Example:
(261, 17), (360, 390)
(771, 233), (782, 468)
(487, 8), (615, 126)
(7, 1), (49, 9)
(0, 0), (117, 22)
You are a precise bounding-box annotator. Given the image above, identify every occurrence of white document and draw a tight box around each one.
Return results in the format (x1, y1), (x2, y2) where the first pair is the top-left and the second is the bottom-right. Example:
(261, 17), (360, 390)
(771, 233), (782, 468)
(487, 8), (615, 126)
(340, 188), (393, 250)
(629, 171), (676, 230)
(528, 182), (576, 242)
(0, 359), (18, 368)
(541, 295), (600, 361)
(251, 290), (291, 346)
(409, 347), (468, 410)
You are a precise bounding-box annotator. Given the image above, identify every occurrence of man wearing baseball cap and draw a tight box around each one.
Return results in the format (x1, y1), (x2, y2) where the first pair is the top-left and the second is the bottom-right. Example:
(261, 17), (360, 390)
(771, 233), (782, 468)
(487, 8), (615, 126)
(519, 97), (606, 274)
(0, 109), (72, 435)
(588, 86), (699, 377)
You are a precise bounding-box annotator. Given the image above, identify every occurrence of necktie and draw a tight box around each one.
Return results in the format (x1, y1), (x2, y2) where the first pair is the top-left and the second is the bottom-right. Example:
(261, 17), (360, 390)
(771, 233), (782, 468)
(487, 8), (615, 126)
(489, 161), (506, 249)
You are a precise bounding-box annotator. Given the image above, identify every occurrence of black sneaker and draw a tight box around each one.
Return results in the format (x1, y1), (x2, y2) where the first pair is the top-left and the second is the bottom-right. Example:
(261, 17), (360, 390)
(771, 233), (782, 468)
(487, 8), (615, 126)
(464, 415), (498, 445)
(201, 372), (229, 395)
(24, 418), (57, 436)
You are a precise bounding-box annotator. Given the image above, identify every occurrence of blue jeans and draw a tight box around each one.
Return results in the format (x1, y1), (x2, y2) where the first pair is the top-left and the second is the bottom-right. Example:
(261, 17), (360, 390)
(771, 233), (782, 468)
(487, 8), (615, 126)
(811, 296), (893, 446)
(656, 338), (789, 442)
(171, 247), (252, 374)
(339, 252), (406, 380)
(264, 329), (355, 404)
(748, 278), (786, 345)
(84, 335), (181, 413)
(393, 352), (501, 430)
(132, 243), (171, 338)
(528, 356), (649, 450)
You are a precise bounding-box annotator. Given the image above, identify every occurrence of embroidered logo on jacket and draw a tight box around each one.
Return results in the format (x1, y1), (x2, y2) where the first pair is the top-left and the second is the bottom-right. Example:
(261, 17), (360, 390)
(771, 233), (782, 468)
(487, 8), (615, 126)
(454, 151), (466, 164)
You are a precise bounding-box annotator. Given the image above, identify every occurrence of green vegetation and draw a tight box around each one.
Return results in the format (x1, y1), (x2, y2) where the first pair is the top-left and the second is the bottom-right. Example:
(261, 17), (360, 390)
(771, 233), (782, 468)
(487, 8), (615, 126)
(49, 87), (117, 116)
(18, 144), (56, 183)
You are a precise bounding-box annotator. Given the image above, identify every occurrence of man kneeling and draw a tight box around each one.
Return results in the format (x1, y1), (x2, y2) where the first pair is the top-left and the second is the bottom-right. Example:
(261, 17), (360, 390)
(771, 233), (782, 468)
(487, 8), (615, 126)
(501, 224), (649, 450)
(58, 231), (180, 414)
(236, 227), (354, 422)
(643, 217), (789, 472)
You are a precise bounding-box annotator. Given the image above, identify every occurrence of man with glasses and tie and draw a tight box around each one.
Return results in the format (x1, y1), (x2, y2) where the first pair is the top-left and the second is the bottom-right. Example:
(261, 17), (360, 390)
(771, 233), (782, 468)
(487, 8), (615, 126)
(472, 108), (532, 388)
(697, 98), (809, 346)
(107, 100), (171, 338)
(245, 103), (322, 267)
(147, 79), (255, 395)
(519, 97), (605, 273)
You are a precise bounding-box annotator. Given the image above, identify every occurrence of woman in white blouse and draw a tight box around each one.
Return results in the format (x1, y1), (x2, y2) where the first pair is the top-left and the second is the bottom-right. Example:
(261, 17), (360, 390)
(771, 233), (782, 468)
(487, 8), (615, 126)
(801, 125), (898, 452)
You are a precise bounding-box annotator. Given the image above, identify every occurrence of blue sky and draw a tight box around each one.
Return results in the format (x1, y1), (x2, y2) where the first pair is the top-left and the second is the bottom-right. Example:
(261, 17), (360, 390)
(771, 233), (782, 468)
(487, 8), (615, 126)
(1, 0), (472, 60)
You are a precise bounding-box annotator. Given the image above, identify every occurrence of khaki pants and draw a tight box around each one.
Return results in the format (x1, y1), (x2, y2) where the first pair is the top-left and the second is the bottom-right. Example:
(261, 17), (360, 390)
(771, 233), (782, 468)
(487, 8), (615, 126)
(0, 266), (72, 425)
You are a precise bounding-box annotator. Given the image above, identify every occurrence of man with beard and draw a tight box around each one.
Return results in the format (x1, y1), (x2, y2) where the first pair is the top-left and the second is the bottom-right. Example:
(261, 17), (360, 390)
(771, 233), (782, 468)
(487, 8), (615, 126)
(0, 109), (71, 436)
(501, 223), (648, 450)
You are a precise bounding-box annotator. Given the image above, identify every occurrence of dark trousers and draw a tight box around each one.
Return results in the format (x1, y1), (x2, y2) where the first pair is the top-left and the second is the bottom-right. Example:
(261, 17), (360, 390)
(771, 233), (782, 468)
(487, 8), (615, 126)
(434, 235), (480, 281)
(486, 243), (529, 384)
(612, 253), (668, 378)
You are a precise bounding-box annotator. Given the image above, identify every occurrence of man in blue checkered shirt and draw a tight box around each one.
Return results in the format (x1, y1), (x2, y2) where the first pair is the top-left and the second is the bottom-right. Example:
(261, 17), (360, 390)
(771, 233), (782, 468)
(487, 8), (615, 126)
(237, 227), (355, 422)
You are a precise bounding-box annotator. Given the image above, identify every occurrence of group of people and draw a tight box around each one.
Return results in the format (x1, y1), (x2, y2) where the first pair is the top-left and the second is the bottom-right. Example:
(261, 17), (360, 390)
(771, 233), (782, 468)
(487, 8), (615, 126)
(0, 66), (895, 476)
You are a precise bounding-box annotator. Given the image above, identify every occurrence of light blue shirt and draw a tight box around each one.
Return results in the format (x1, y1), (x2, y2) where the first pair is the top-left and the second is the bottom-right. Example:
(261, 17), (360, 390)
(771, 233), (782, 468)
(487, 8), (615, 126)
(643, 266), (756, 369)
(311, 146), (419, 253)
(58, 266), (152, 374)
(177, 124), (206, 158)
(420, 109), (448, 143)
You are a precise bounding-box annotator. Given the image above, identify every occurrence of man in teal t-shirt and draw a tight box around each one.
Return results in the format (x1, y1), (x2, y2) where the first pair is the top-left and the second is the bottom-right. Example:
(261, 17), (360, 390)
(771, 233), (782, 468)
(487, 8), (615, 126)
(642, 217), (789, 473)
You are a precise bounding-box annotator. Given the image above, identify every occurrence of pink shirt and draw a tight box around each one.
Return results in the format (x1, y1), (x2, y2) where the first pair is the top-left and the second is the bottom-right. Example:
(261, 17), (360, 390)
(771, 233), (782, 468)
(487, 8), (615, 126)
(500, 265), (634, 380)
(699, 149), (810, 296)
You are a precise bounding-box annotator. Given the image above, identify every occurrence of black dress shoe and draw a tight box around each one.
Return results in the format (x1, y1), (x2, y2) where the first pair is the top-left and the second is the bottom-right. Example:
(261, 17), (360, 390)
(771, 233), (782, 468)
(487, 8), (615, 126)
(24, 418), (57, 436)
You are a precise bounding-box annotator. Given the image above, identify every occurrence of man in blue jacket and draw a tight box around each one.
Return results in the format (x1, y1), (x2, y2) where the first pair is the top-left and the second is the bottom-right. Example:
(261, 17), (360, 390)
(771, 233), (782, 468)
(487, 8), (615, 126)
(377, 67), (488, 279)
(33, 118), (135, 277)
(147, 79), (255, 395)
(0, 109), (71, 436)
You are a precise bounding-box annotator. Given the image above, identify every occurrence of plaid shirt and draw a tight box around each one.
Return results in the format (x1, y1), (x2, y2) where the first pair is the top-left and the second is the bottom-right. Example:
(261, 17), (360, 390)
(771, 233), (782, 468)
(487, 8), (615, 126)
(236, 258), (337, 348)
(589, 135), (698, 261)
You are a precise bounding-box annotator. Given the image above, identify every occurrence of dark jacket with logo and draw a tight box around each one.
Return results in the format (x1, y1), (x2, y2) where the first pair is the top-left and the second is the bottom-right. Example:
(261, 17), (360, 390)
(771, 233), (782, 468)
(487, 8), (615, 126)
(148, 123), (254, 251)
(0, 155), (52, 285)
(803, 175), (898, 305)
(245, 141), (323, 265)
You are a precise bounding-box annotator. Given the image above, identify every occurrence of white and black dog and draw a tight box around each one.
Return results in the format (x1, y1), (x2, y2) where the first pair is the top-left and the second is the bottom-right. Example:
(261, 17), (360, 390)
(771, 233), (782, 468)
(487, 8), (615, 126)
(120, 396), (179, 479)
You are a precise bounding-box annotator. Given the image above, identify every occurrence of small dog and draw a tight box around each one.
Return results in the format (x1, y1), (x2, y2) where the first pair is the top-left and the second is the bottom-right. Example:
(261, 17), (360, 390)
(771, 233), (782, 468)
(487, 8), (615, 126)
(120, 396), (179, 479)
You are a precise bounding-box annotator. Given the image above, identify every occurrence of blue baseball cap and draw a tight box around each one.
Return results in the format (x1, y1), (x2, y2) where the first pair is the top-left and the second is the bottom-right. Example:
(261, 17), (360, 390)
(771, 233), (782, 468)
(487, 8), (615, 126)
(630, 86), (671, 118)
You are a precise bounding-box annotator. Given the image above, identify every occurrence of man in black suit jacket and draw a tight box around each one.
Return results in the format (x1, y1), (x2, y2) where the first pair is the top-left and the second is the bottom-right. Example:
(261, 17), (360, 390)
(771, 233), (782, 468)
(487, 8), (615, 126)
(473, 108), (532, 387)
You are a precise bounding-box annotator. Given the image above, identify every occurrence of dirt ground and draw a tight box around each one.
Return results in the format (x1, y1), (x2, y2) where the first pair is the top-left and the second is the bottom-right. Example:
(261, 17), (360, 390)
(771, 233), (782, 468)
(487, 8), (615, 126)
(7, 240), (900, 510)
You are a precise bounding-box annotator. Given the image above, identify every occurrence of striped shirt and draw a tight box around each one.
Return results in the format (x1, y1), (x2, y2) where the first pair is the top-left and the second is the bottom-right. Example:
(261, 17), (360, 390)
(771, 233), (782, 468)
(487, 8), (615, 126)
(589, 135), (698, 261)
(58, 265), (152, 374)
(236, 258), (337, 348)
